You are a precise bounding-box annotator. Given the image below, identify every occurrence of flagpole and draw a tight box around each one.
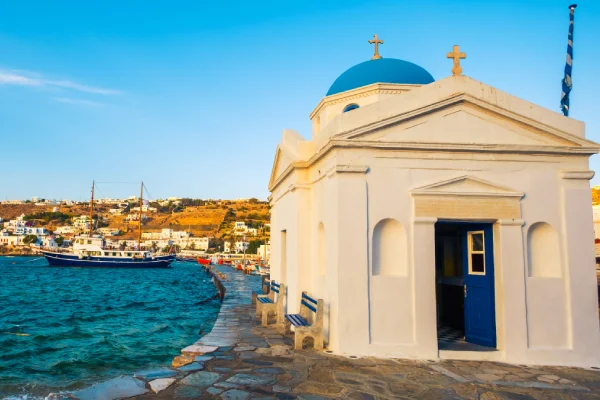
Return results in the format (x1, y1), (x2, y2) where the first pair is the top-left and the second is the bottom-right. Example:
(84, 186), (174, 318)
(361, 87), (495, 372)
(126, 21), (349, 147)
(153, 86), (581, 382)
(560, 4), (577, 117)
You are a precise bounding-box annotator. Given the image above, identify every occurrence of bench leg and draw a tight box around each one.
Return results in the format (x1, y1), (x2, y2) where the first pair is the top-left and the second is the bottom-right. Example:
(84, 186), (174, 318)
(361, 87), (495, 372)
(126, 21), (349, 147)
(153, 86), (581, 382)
(315, 334), (324, 351)
(284, 320), (292, 334)
(261, 310), (269, 326)
(251, 292), (257, 305)
(276, 309), (285, 326)
(256, 302), (262, 317)
(294, 332), (304, 350)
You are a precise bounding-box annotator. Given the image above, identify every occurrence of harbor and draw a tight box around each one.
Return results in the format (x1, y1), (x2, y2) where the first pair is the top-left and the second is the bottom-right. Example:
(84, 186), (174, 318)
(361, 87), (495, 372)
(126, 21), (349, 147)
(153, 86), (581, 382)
(35, 263), (600, 400)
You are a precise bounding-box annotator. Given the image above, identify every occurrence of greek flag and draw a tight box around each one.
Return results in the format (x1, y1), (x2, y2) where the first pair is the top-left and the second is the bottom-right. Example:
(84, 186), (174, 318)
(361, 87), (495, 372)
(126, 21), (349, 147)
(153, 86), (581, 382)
(561, 5), (577, 116)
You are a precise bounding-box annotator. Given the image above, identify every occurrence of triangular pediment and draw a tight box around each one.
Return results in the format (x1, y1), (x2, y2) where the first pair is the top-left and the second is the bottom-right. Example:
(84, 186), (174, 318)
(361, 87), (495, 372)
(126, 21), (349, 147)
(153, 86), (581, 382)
(269, 147), (293, 189)
(411, 175), (524, 198)
(341, 101), (591, 148)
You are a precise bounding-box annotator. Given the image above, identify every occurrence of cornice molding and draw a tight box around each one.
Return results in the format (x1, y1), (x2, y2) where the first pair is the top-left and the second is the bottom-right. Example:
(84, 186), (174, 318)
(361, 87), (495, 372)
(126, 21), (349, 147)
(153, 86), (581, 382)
(560, 170), (595, 180)
(309, 83), (420, 119)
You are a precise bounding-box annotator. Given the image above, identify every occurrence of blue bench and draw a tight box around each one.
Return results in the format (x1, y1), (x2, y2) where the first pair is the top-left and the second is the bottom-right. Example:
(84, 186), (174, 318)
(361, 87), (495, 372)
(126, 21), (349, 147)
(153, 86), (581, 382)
(251, 279), (270, 305)
(255, 281), (285, 326)
(285, 292), (324, 350)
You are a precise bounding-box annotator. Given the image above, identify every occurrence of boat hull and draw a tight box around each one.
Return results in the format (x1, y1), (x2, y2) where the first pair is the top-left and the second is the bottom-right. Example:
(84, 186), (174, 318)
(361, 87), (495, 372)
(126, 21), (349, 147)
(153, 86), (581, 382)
(42, 252), (175, 268)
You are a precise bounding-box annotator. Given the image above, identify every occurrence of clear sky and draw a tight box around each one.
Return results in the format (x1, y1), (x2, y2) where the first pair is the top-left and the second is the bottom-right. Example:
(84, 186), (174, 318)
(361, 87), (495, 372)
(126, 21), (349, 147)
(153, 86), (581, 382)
(1, 0), (599, 201)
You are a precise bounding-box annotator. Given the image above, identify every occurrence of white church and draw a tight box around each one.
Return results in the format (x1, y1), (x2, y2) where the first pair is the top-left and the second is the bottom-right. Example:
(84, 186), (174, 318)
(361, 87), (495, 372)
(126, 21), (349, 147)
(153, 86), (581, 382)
(268, 38), (600, 367)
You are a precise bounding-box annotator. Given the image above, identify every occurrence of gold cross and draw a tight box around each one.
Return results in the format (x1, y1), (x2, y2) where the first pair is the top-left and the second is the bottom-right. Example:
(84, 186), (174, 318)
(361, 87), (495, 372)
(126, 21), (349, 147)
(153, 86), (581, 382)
(447, 45), (466, 76)
(368, 34), (384, 60)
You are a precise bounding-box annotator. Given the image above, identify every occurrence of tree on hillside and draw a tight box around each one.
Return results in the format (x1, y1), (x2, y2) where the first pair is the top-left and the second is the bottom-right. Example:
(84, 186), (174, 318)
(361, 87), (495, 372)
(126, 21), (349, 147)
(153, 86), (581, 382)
(247, 239), (265, 255)
(223, 208), (236, 222)
(54, 237), (64, 247)
(23, 235), (38, 245)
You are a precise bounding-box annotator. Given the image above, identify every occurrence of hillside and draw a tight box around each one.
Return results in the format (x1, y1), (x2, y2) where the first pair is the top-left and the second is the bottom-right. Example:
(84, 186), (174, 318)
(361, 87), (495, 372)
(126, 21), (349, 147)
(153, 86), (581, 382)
(0, 200), (270, 241)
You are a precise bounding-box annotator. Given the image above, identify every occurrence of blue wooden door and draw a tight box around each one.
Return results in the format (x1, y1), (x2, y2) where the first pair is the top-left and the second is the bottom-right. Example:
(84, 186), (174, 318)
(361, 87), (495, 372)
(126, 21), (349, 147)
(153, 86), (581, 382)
(462, 224), (496, 348)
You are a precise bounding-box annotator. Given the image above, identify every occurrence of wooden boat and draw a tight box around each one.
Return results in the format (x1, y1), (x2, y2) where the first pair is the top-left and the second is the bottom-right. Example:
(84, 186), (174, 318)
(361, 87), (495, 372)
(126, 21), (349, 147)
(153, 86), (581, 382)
(197, 257), (211, 265)
(43, 181), (174, 269)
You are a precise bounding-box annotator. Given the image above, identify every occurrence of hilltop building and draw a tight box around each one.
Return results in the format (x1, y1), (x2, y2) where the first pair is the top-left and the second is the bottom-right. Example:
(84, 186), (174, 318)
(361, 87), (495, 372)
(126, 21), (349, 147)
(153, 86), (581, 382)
(268, 40), (600, 367)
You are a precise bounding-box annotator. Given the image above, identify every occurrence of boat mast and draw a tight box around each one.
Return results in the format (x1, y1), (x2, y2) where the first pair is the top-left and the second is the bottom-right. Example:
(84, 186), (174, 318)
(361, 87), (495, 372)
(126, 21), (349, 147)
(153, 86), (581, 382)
(89, 181), (95, 237)
(138, 181), (143, 250)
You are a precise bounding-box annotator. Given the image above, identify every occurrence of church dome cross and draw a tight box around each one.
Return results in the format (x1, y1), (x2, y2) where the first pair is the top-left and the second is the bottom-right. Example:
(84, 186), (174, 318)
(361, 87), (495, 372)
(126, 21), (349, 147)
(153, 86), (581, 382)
(368, 34), (384, 60)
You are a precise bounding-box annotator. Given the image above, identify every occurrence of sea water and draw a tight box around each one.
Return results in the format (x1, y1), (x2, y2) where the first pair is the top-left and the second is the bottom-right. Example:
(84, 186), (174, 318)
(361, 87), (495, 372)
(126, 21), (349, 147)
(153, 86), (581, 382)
(0, 257), (221, 399)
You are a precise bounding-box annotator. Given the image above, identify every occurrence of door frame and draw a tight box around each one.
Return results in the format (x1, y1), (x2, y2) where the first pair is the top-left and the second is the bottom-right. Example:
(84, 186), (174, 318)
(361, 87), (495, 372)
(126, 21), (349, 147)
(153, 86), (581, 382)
(435, 220), (497, 349)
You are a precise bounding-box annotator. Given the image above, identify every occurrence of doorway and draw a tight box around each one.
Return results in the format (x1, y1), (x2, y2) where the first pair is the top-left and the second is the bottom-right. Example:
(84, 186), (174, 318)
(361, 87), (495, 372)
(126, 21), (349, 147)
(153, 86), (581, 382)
(435, 222), (496, 351)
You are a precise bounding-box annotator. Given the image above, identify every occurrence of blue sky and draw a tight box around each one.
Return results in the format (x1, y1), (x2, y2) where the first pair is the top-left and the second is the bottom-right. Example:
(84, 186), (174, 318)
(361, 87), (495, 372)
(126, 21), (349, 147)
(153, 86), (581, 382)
(1, 0), (599, 201)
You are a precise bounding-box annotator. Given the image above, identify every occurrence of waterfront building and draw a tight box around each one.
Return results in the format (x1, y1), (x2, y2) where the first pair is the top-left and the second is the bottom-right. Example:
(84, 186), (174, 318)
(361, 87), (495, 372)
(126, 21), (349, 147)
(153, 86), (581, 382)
(257, 243), (270, 258)
(0, 235), (22, 246)
(235, 241), (249, 253)
(268, 42), (600, 367)
(42, 236), (60, 248)
(224, 241), (232, 253)
(178, 237), (210, 251)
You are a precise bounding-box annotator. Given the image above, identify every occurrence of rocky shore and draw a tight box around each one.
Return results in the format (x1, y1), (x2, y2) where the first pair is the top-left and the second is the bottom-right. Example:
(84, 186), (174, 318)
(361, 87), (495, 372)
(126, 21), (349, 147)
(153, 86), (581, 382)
(49, 265), (600, 400)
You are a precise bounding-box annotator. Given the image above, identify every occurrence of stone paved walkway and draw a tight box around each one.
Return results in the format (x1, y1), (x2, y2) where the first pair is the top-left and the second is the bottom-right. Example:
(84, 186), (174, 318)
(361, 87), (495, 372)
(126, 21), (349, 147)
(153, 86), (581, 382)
(130, 266), (600, 400)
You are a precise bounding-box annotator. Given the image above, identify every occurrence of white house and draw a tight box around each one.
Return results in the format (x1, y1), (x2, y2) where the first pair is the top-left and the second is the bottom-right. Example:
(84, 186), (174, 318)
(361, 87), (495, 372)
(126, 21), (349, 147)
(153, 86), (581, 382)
(247, 228), (258, 236)
(42, 236), (60, 248)
(224, 241), (232, 253)
(73, 215), (95, 230)
(55, 226), (74, 235)
(235, 241), (249, 253)
(178, 237), (210, 251)
(234, 221), (248, 232)
(23, 227), (47, 236)
(258, 243), (270, 259)
(268, 44), (600, 367)
(98, 228), (121, 237)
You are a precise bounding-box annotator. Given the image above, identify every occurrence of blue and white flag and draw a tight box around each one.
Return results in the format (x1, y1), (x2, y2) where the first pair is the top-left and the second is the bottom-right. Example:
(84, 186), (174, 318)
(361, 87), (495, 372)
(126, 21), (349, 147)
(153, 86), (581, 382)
(561, 4), (577, 116)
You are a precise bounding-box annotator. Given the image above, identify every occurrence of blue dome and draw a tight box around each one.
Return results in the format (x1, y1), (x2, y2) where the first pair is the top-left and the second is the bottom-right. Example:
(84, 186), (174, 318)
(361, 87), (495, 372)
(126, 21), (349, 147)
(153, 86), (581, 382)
(326, 58), (434, 96)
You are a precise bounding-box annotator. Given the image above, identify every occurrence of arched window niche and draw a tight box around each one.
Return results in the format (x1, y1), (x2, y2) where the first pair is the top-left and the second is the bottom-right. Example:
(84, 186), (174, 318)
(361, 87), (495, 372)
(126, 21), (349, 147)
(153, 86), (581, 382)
(527, 222), (562, 278)
(317, 222), (326, 276)
(343, 104), (359, 113)
(372, 218), (407, 276)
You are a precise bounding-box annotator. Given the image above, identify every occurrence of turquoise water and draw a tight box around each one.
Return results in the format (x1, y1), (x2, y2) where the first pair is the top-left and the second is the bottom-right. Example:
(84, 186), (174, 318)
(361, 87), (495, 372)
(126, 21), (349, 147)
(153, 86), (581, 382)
(0, 257), (221, 399)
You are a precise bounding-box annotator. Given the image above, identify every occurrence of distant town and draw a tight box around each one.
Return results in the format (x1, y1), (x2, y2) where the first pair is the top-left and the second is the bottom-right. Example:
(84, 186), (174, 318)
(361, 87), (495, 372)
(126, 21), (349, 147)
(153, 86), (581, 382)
(0, 196), (270, 257)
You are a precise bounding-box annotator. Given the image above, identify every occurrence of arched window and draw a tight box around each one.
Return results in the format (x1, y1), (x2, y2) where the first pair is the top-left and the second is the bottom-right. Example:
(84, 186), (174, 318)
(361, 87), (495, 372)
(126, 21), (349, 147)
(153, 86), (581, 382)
(343, 104), (359, 113)
(372, 218), (407, 276)
(527, 222), (561, 277)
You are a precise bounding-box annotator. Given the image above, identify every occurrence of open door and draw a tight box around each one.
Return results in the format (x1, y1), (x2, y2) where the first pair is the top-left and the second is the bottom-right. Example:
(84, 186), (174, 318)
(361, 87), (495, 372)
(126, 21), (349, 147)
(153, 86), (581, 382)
(462, 224), (496, 348)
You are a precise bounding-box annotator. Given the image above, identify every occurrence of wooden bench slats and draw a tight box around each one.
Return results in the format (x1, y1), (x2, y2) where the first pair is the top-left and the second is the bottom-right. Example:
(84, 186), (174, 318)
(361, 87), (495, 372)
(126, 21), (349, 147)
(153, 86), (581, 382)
(301, 293), (318, 305)
(257, 297), (273, 304)
(286, 314), (309, 327)
(301, 299), (317, 313)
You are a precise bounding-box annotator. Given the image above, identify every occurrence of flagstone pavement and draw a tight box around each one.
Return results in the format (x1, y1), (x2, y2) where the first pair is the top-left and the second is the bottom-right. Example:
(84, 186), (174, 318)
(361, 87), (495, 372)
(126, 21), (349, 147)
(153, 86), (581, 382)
(131, 267), (600, 400)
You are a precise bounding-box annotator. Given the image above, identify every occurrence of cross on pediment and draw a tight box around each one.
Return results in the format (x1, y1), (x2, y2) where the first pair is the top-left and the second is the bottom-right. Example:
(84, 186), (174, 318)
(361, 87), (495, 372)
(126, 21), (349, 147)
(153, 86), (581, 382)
(447, 45), (466, 76)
